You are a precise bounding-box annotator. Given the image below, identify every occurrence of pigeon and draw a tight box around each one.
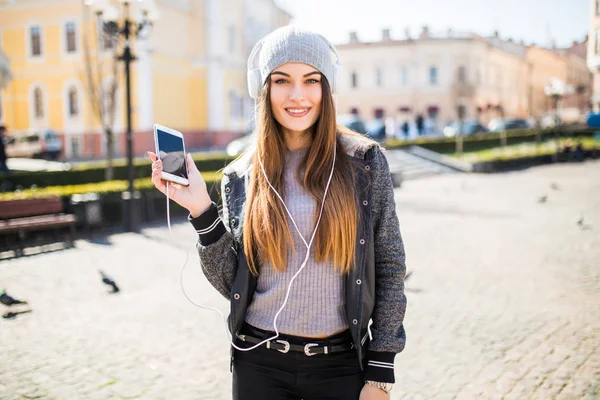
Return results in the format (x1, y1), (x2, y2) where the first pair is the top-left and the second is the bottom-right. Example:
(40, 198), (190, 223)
(0, 290), (28, 307)
(2, 309), (32, 319)
(99, 270), (120, 293)
(537, 195), (548, 204)
(576, 214), (592, 230)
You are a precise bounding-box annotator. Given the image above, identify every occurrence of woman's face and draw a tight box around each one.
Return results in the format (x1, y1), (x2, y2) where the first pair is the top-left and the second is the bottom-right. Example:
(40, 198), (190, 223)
(269, 62), (323, 136)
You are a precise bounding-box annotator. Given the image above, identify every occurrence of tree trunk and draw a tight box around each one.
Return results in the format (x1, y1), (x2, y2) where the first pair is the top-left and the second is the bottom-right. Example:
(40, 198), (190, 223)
(105, 127), (115, 181)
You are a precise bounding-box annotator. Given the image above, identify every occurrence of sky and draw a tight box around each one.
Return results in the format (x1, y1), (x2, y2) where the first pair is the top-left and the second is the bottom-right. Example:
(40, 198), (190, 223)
(275, 0), (590, 48)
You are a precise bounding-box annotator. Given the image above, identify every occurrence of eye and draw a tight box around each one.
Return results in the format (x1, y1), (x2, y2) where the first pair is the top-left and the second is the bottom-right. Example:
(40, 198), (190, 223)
(274, 78), (288, 84)
(306, 79), (320, 84)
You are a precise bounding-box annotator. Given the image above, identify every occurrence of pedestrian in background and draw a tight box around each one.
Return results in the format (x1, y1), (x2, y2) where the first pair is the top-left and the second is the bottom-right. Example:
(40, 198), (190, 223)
(150, 25), (407, 400)
(0, 125), (9, 173)
(415, 114), (424, 136)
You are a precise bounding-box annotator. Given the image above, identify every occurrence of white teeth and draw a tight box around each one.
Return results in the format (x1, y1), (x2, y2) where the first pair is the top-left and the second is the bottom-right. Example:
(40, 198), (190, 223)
(287, 108), (308, 113)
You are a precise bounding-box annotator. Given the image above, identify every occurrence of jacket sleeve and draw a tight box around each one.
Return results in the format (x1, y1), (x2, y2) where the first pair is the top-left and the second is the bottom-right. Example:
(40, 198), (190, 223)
(188, 174), (238, 299)
(364, 147), (407, 384)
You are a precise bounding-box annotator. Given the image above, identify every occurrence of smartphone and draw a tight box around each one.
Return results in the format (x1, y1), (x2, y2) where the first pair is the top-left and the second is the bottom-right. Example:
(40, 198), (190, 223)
(153, 124), (190, 186)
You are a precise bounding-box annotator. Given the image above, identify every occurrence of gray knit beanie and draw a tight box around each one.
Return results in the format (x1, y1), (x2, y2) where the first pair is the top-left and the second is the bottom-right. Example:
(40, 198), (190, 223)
(257, 25), (338, 92)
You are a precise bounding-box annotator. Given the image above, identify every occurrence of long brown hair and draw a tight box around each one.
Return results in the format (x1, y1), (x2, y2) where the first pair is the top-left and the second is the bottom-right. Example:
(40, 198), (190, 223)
(242, 77), (368, 276)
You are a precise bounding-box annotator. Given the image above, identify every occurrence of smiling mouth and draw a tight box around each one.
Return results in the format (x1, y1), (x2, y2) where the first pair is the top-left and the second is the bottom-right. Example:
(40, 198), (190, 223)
(285, 108), (311, 118)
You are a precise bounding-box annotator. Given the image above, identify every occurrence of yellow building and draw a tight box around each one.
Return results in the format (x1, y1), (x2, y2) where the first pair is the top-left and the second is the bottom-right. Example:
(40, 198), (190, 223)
(0, 0), (289, 160)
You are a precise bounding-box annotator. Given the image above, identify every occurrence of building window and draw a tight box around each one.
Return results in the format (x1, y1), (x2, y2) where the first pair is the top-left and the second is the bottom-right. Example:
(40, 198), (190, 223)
(429, 66), (438, 85)
(457, 66), (467, 82)
(375, 69), (382, 87)
(30, 26), (42, 56)
(68, 86), (79, 117)
(66, 22), (77, 53)
(427, 105), (439, 120)
(400, 67), (408, 86)
(102, 22), (116, 50)
(71, 137), (81, 159)
(351, 72), (358, 88)
(34, 87), (44, 119)
(228, 25), (235, 53)
(229, 89), (241, 119)
(596, 0), (600, 14)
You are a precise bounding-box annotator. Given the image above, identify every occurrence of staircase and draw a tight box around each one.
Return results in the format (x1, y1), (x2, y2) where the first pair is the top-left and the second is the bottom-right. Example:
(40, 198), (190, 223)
(386, 146), (466, 187)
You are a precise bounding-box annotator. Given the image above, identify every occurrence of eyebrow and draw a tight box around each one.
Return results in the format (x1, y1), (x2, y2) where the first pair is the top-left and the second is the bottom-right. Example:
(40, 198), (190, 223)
(271, 71), (322, 78)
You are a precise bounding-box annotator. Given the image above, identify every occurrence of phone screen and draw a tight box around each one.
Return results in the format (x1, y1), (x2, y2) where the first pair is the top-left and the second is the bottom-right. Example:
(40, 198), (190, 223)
(156, 129), (188, 179)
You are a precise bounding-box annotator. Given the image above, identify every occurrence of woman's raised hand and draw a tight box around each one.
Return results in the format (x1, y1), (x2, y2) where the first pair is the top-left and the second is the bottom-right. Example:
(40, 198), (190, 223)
(148, 151), (213, 218)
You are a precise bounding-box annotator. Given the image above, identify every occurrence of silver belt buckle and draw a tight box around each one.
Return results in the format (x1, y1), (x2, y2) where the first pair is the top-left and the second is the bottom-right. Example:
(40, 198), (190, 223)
(267, 340), (290, 354)
(304, 343), (320, 356)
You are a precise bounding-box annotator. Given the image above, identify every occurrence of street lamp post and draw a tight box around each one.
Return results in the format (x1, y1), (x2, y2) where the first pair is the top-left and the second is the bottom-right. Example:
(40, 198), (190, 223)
(86, 0), (158, 232)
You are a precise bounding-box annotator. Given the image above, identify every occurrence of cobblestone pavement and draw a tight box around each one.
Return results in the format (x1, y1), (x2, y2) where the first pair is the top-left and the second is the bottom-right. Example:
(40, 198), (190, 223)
(1, 160), (599, 400)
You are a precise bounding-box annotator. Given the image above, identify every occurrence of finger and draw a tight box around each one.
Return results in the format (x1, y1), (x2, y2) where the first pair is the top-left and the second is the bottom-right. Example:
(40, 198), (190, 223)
(152, 168), (164, 185)
(186, 153), (198, 173)
(147, 151), (157, 162)
(152, 175), (167, 195)
(151, 160), (162, 170)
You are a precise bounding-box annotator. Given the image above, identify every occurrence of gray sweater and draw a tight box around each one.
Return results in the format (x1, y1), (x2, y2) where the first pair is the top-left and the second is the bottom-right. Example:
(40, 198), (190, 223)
(244, 147), (348, 336)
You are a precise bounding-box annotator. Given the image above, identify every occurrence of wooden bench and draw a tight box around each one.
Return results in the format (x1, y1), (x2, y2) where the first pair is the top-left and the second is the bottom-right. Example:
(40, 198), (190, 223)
(0, 197), (77, 256)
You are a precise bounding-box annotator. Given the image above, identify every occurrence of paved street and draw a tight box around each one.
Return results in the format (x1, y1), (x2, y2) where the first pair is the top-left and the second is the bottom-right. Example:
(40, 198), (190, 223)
(1, 159), (599, 400)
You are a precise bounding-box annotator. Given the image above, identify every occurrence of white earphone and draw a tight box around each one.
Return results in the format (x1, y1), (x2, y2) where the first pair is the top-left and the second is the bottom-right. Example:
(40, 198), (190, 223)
(246, 33), (342, 99)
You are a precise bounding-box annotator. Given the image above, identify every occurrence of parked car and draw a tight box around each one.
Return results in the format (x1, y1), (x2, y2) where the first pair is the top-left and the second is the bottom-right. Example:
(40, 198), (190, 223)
(587, 112), (600, 129)
(5, 129), (62, 160)
(337, 113), (367, 134)
(443, 120), (488, 137)
(226, 132), (256, 157)
(364, 119), (387, 141)
(488, 118), (531, 132)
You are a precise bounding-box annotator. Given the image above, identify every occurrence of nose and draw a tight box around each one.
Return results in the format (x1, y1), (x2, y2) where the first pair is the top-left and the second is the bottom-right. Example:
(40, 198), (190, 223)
(289, 83), (305, 101)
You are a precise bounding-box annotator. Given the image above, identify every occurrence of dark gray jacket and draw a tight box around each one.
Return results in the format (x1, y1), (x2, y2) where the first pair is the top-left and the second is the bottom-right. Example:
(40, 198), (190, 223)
(189, 133), (407, 383)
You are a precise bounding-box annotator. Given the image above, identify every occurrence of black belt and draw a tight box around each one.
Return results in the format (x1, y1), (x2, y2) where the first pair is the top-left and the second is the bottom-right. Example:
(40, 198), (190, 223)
(236, 333), (354, 356)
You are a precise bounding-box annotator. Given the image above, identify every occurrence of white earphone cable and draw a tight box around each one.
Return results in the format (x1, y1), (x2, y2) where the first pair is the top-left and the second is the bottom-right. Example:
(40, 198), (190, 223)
(166, 181), (234, 343)
(230, 144), (336, 352)
(172, 36), (340, 350)
(168, 134), (337, 352)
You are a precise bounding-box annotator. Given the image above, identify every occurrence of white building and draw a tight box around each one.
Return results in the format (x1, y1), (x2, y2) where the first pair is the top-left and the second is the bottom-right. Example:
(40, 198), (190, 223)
(336, 27), (532, 135)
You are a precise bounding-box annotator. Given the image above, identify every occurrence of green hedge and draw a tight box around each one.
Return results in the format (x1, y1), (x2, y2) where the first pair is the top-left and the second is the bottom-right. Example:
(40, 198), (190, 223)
(0, 152), (234, 192)
(0, 171), (222, 201)
(385, 127), (596, 154)
(1, 127), (596, 192)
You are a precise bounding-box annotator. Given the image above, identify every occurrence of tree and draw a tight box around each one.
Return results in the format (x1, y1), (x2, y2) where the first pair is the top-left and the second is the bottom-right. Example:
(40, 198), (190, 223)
(82, 8), (120, 181)
(0, 50), (12, 90)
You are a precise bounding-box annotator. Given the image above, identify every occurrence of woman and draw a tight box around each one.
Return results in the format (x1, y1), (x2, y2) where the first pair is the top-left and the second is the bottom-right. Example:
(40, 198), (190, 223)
(149, 25), (407, 400)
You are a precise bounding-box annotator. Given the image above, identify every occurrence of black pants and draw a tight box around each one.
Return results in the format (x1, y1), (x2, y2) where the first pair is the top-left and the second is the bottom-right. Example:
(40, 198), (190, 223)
(233, 324), (364, 400)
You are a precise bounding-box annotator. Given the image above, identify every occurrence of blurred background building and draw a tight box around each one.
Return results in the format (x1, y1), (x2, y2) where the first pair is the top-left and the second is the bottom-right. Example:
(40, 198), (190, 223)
(336, 26), (591, 136)
(0, 0), (593, 160)
(0, 0), (289, 159)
